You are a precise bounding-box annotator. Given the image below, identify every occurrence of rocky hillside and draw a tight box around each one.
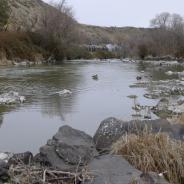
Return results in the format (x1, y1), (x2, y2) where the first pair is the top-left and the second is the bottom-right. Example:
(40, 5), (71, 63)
(77, 24), (153, 44)
(7, 0), (51, 31)
(7, 0), (153, 45)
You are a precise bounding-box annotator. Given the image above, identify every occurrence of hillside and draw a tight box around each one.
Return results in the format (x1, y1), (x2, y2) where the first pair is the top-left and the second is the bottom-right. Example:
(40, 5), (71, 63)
(77, 24), (153, 44)
(2, 0), (179, 63)
(6, 0), (152, 45)
(7, 0), (51, 31)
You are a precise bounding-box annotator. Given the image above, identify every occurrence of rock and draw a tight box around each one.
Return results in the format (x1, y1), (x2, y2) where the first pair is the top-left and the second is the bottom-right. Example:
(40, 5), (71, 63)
(83, 154), (141, 184)
(83, 154), (169, 184)
(136, 172), (170, 184)
(0, 91), (26, 105)
(0, 153), (13, 163)
(94, 117), (125, 151)
(153, 98), (184, 117)
(94, 117), (184, 151)
(129, 82), (149, 88)
(136, 76), (142, 80)
(35, 144), (76, 171)
(55, 89), (72, 96)
(36, 126), (98, 171)
(165, 71), (174, 75)
(153, 98), (172, 118)
(156, 98), (169, 111)
(0, 160), (9, 182)
(9, 151), (33, 165)
(92, 74), (98, 80)
(144, 93), (159, 99)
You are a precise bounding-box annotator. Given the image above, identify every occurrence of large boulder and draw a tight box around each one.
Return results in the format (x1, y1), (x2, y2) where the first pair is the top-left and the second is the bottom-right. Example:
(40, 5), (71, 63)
(94, 117), (184, 151)
(36, 125), (98, 171)
(83, 155), (169, 184)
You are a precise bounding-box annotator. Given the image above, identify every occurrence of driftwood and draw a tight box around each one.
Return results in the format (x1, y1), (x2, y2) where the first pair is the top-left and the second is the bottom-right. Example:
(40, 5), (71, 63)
(8, 158), (93, 184)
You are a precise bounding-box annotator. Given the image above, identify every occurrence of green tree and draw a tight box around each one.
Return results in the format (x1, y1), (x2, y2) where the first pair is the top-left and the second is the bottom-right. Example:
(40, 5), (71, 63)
(0, 0), (10, 30)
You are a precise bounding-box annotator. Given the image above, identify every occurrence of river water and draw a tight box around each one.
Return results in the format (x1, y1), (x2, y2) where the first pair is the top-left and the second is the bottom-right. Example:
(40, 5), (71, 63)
(0, 60), (160, 153)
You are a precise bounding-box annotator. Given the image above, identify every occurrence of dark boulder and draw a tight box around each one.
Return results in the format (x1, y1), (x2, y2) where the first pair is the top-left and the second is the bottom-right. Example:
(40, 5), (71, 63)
(83, 154), (141, 184)
(36, 125), (98, 171)
(36, 144), (76, 171)
(9, 151), (33, 165)
(83, 154), (169, 184)
(0, 160), (9, 183)
(94, 117), (184, 151)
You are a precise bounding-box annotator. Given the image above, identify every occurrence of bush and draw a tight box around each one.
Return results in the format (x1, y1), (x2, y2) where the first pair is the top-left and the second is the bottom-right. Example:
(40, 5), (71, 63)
(94, 51), (117, 59)
(0, 0), (10, 30)
(0, 32), (46, 60)
(138, 44), (149, 59)
(112, 130), (184, 184)
(65, 46), (93, 60)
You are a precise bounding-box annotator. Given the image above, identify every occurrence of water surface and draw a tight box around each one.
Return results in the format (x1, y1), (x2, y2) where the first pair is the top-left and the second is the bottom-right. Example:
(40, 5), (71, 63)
(0, 61), (158, 153)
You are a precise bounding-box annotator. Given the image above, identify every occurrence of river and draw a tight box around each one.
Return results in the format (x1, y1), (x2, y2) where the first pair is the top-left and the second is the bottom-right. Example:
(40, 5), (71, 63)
(0, 60), (162, 153)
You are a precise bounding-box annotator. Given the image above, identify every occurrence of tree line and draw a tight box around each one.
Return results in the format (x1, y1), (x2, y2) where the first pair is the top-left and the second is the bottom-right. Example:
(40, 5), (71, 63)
(132, 12), (184, 59)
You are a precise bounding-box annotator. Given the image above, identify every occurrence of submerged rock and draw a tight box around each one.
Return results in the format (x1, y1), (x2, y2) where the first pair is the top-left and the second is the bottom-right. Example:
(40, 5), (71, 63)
(144, 93), (159, 99)
(92, 74), (99, 80)
(153, 98), (184, 118)
(136, 76), (142, 80)
(55, 89), (72, 96)
(36, 125), (98, 171)
(0, 91), (25, 105)
(165, 71), (174, 75)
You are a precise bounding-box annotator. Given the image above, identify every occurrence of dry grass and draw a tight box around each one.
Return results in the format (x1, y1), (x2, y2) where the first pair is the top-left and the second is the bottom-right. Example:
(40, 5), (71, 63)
(112, 130), (184, 184)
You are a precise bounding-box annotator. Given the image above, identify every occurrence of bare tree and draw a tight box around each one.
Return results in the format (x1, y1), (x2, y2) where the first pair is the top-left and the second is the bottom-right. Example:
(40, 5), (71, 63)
(170, 14), (184, 33)
(39, 0), (77, 60)
(150, 12), (171, 28)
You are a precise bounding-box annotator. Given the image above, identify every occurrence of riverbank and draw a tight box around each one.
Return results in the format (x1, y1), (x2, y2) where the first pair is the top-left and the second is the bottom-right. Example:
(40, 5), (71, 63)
(0, 32), (48, 66)
(0, 31), (123, 66)
(1, 117), (179, 184)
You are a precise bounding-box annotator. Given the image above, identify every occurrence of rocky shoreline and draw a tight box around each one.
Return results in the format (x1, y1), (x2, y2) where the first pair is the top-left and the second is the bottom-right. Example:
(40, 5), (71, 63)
(1, 117), (181, 184)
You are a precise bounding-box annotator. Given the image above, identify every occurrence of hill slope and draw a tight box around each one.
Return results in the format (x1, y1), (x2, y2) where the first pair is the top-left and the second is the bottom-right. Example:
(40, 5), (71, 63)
(77, 24), (153, 44)
(7, 0), (152, 45)
(7, 0), (51, 31)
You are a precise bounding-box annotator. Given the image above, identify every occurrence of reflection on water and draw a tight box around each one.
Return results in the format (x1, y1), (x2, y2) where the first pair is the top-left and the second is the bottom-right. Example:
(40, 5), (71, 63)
(0, 61), (167, 153)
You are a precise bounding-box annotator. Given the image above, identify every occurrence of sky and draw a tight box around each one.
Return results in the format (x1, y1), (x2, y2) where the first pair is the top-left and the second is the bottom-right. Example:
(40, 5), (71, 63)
(43, 0), (184, 28)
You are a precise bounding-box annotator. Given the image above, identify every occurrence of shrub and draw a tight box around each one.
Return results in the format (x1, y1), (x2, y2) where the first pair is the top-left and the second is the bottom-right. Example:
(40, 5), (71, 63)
(0, 0), (10, 30)
(0, 32), (46, 60)
(94, 51), (117, 59)
(112, 130), (184, 184)
(65, 46), (94, 60)
(137, 44), (149, 59)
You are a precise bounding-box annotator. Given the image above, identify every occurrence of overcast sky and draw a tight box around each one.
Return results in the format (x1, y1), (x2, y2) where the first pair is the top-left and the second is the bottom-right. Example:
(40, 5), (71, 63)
(43, 0), (184, 27)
